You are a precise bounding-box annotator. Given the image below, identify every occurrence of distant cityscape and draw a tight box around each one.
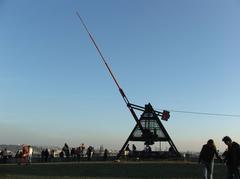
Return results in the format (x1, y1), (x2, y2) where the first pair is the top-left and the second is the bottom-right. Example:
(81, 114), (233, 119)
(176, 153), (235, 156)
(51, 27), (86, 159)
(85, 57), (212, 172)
(0, 144), (200, 158)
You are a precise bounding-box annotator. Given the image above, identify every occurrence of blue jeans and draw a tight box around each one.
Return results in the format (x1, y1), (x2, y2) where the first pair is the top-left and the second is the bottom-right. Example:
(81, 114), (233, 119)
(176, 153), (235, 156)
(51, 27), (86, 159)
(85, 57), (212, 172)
(202, 161), (214, 179)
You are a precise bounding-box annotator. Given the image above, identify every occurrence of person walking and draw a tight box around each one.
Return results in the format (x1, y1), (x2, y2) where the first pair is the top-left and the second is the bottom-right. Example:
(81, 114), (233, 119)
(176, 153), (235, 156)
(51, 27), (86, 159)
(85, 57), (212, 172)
(199, 139), (222, 179)
(222, 136), (240, 179)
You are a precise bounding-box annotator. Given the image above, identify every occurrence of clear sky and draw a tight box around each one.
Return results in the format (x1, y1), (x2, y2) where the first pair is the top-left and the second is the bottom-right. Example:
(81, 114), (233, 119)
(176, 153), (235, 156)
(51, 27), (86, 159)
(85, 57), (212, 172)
(0, 0), (240, 152)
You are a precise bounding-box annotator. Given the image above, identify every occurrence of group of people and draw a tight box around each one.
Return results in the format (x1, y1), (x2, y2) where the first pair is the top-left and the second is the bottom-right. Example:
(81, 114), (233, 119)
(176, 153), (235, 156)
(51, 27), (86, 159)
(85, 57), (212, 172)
(61, 143), (95, 160)
(14, 145), (33, 165)
(199, 136), (240, 179)
(1, 138), (239, 179)
(41, 148), (55, 162)
(40, 143), (96, 162)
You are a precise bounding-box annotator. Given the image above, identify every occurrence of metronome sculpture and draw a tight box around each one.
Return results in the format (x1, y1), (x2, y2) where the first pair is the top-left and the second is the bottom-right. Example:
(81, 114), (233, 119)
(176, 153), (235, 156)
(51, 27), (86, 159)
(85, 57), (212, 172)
(116, 103), (180, 158)
(76, 12), (181, 159)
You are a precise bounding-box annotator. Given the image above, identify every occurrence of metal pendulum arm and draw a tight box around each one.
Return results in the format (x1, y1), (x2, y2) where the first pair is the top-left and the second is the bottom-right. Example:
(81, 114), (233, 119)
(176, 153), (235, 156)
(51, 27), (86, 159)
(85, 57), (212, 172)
(76, 12), (145, 132)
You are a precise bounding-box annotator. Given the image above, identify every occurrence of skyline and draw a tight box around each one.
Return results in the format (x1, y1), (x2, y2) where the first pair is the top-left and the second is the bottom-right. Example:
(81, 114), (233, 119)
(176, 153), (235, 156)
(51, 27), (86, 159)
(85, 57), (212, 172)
(0, 0), (240, 152)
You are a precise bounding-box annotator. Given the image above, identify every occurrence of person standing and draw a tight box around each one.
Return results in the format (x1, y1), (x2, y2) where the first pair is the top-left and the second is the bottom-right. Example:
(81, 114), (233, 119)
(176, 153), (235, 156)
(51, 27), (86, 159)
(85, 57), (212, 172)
(59, 150), (64, 161)
(41, 150), (45, 162)
(44, 149), (49, 162)
(103, 148), (108, 160)
(132, 144), (137, 157)
(222, 136), (240, 179)
(28, 146), (33, 164)
(79, 143), (85, 158)
(2, 148), (8, 163)
(62, 143), (70, 158)
(22, 145), (29, 164)
(199, 139), (221, 179)
(87, 146), (94, 161)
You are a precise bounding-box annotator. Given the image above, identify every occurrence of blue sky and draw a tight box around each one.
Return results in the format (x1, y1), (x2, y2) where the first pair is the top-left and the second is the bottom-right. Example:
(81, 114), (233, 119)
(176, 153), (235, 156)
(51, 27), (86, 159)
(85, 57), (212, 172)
(0, 0), (240, 152)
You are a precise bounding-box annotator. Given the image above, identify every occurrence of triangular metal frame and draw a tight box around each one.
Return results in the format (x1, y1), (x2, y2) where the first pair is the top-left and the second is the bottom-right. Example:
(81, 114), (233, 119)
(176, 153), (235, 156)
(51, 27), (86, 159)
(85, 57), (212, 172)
(117, 103), (180, 159)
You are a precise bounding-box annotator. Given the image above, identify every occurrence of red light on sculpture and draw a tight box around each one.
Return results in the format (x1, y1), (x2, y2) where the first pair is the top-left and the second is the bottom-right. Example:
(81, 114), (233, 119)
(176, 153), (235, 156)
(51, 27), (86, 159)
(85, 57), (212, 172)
(161, 110), (170, 121)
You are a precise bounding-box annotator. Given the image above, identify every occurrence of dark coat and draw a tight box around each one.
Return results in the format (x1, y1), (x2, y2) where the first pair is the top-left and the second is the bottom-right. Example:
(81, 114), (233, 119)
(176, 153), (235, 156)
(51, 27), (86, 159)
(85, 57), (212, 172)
(199, 144), (220, 163)
(224, 142), (240, 167)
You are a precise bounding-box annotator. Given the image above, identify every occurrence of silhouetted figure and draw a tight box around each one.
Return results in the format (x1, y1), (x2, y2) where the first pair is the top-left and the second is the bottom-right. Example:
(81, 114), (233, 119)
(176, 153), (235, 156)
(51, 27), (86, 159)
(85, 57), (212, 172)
(62, 143), (70, 158)
(44, 149), (49, 162)
(199, 139), (221, 179)
(79, 143), (85, 158)
(76, 147), (80, 159)
(71, 148), (75, 158)
(15, 150), (22, 165)
(125, 144), (130, 151)
(132, 144), (136, 152)
(59, 150), (64, 161)
(41, 150), (45, 162)
(49, 149), (55, 161)
(169, 146), (176, 156)
(222, 136), (240, 179)
(104, 148), (108, 160)
(87, 146), (94, 160)
(132, 144), (137, 157)
(2, 148), (8, 163)
(145, 145), (152, 152)
(169, 146), (174, 152)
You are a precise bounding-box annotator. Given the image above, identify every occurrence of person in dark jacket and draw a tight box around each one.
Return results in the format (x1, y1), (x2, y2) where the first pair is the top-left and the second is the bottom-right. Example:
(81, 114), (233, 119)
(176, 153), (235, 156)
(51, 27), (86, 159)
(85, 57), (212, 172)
(44, 149), (49, 162)
(62, 143), (70, 158)
(87, 146), (94, 161)
(222, 136), (240, 179)
(103, 148), (108, 160)
(199, 139), (221, 179)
